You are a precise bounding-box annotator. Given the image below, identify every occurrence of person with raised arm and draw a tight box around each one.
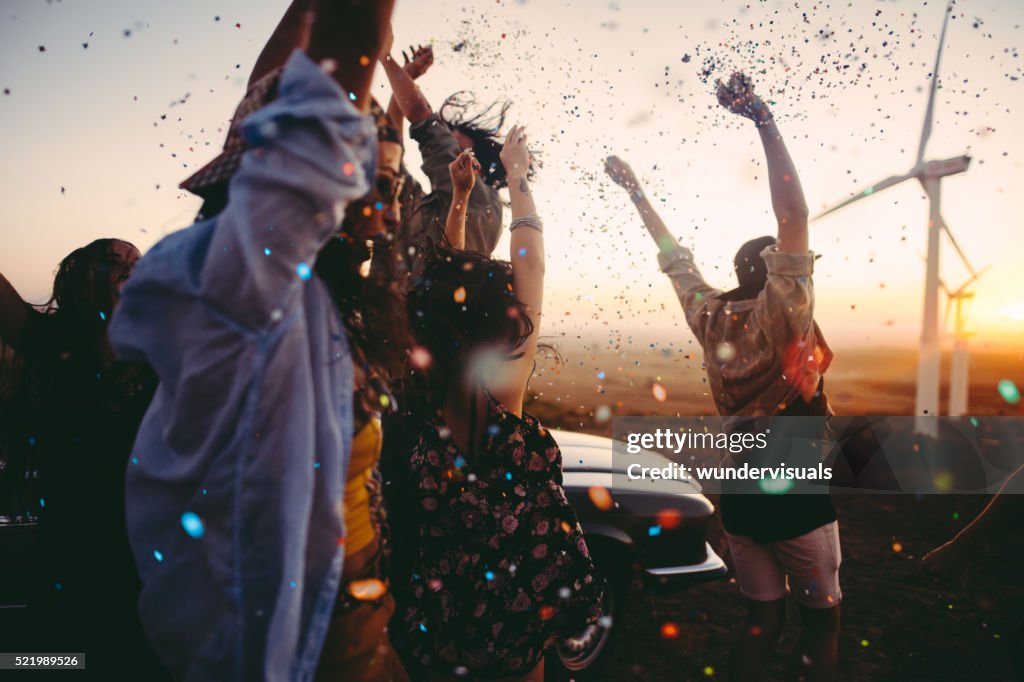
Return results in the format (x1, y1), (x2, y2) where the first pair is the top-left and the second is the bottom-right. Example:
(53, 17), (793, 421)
(107, 1), (411, 679)
(390, 126), (602, 680)
(379, 42), (515, 279)
(606, 72), (841, 682)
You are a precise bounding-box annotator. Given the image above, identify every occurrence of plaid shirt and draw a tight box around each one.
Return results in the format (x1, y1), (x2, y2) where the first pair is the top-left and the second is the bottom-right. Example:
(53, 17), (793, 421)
(658, 243), (833, 417)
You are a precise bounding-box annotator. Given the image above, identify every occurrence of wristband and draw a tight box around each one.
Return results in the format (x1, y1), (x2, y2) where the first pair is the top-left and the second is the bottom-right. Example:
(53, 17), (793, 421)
(630, 189), (645, 203)
(510, 212), (544, 233)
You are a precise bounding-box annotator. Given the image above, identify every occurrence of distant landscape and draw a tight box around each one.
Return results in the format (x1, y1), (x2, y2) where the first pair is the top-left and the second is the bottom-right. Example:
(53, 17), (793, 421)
(526, 337), (1024, 435)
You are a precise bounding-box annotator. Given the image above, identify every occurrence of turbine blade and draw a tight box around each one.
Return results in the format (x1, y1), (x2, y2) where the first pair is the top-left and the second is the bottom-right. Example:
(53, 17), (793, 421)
(938, 215), (977, 279)
(812, 172), (916, 221)
(917, 1), (954, 164)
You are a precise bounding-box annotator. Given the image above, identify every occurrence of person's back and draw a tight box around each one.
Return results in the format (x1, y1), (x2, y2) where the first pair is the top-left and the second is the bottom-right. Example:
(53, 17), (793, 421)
(605, 71), (842, 682)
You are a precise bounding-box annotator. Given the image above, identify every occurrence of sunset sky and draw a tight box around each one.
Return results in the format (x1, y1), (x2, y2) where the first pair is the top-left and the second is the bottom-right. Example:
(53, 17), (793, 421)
(2, 0), (1024, 353)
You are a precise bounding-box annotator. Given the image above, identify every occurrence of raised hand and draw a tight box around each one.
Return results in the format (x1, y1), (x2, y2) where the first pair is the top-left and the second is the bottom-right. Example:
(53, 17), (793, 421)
(448, 149), (480, 195)
(500, 125), (531, 183)
(716, 71), (771, 124)
(604, 155), (639, 192)
(402, 44), (434, 80)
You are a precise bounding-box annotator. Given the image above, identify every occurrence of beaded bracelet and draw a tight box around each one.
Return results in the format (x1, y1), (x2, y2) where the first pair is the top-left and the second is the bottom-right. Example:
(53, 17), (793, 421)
(510, 212), (544, 233)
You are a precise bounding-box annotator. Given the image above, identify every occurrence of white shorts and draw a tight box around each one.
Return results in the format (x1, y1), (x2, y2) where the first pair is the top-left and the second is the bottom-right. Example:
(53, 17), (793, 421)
(725, 521), (842, 609)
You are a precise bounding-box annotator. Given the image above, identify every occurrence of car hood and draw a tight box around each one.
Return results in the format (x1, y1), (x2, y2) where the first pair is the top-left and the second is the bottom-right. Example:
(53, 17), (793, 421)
(550, 429), (704, 494)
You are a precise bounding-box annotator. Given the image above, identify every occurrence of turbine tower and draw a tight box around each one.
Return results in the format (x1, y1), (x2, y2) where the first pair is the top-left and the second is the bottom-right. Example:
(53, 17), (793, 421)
(812, 0), (976, 437)
(941, 266), (988, 416)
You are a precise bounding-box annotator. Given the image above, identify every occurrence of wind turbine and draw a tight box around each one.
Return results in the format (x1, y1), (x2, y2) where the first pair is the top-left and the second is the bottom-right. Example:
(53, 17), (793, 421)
(812, 0), (976, 437)
(940, 266), (989, 416)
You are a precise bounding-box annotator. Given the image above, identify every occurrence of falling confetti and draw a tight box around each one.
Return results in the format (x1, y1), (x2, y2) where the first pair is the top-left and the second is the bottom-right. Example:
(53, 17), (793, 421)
(656, 508), (682, 530)
(453, 286), (467, 304)
(410, 346), (433, 369)
(348, 578), (387, 601)
(997, 379), (1020, 404)
(587, 486), (614, 511)
(181, 512), (205, 538)
(651, 382), (668, 402)
(660, 622), (680, 638)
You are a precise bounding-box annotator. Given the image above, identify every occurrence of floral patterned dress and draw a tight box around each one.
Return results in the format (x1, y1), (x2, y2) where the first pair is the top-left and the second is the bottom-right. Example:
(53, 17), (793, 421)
(402, 397), (604, 677)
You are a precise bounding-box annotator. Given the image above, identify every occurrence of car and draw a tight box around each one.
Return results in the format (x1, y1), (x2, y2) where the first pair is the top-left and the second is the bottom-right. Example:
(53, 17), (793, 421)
(546, 429), (727, 680)
(0, 429), (727, 679)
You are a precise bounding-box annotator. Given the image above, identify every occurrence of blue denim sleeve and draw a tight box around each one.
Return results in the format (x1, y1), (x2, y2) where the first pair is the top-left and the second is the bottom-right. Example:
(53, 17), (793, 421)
(199, 49), (377, 332)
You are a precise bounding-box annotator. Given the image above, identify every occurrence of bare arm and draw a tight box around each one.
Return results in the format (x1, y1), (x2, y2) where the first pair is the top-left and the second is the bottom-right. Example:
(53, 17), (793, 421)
(385, 45), (434, 130)
(923, 464), (1024, 580)
(379, 48), (433, 124)
(0, 272), (28, 350)
(248, 0), (313, 88)
(494, 125), (542, 416)
(604, 155), (676, 253)
(444, 150), (480, 249)
(306, 0), (394, 114)
(717, 72), (809, 254)
(246, 0), (393, 115)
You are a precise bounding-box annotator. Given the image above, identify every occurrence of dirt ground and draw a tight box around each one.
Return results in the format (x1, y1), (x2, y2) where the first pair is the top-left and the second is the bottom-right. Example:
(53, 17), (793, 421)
(597, 494), (1024, 681)
(529, 341), (1024, 680)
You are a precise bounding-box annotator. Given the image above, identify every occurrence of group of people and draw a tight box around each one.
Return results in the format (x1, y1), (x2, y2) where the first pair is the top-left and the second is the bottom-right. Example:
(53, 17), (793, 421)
(2, 1), (1017, 681)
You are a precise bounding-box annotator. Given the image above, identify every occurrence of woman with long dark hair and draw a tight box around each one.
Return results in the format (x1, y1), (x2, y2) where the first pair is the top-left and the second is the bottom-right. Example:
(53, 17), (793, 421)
(0, 238), (164, 676)
(380, 44), (534, 281)
(394, 127), (603, 681)
(106, 2), (410, 679)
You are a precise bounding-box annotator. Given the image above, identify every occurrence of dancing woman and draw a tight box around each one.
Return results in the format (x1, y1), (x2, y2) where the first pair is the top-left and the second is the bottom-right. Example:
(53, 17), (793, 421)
(108, 2), (410, 679)
(397, 126), (603, 681)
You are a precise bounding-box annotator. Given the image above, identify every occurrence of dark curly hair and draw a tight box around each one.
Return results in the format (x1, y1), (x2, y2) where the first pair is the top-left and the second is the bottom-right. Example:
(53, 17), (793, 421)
(403, 240), (533, 414)
(438, 92), (537, 190)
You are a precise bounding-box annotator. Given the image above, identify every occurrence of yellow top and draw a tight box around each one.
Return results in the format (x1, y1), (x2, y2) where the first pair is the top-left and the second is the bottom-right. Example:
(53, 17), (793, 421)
(343, 416), (382, 557)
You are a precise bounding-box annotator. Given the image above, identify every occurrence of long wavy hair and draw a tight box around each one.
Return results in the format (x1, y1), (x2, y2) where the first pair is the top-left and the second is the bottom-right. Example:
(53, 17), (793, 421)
(314, 231), (411, 388)
(402, 240), (534, 421)
(1, 238), (143, 519)
(438, 92), (538, 190)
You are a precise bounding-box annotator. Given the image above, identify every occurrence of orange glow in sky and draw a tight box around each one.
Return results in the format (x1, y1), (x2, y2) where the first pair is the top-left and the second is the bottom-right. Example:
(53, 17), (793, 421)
(2, 0), (1023, 352)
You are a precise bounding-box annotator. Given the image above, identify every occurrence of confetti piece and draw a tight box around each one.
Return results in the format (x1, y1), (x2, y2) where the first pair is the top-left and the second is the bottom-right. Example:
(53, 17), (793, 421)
(290, 580), (297, 589)
(714, 342), (736, 362)
(296, 262), (312, 280)
(660, 622), (680, 638)
(656, 508), (682, 530)
(539, 605), (556, 620)
(342, 162), (354, 176)
(891, 541), (903, 553)
(153, 550), (164, 562)
(758, 477), (795, 495)
(181, 512), (205, 538)
(703, 667), (715, 677)
(348, 578), (387, 601)
(648, 524), (662, 537)
(652, 383), (668, 402)
(587, 486), (614, 511)
(595, 405), (612, 423)
(997, 379), (1020, 404)
(410, 345), (433, 369)
(860, 639), (870, 647)
(454, 286), (467, 304)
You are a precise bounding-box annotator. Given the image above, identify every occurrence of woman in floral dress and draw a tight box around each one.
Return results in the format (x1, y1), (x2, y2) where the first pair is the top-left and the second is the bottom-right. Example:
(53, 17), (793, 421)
(397, 134), (603, 680)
